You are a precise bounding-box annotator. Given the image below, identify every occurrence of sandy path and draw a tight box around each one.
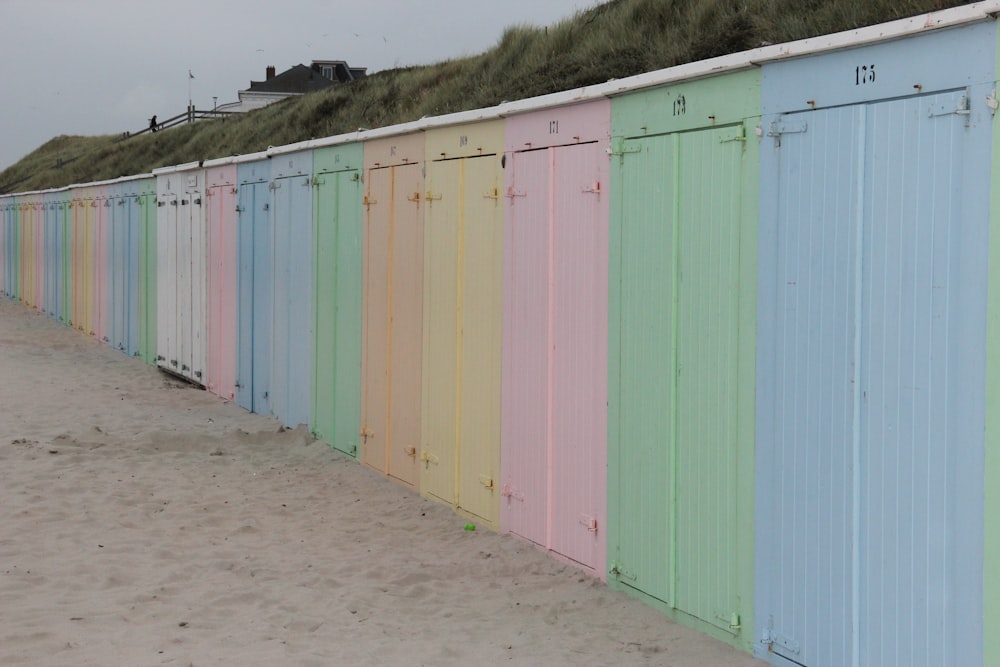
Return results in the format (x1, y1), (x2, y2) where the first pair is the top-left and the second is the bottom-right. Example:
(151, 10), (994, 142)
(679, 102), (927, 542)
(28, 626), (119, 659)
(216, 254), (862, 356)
(0, 298), (767, 666)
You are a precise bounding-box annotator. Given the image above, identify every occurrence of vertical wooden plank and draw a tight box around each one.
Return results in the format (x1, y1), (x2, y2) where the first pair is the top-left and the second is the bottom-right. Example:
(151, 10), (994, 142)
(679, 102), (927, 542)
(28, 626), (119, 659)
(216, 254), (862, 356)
(252, 177), (274, 415)
(501, 147), (551, 547)
(270, 152), (314, 427)
(613, 133), (677, 605)
(235, 160), (271, 412)
(362, 135), (424, 489)
(205, 165), (238, 400)
(457, 151), (503, 526)
(550, 140), (607, 571)
(362, 165), (392, 475)
(137, 180), (157, 365)
(421, 157), (461, 502)
(388, 161), (423, 487)
(313, 143), (363, 458)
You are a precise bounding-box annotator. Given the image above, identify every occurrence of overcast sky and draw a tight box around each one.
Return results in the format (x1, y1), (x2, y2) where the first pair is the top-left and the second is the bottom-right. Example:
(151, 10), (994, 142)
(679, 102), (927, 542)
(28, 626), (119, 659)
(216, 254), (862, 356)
(0, 0), (601, 171)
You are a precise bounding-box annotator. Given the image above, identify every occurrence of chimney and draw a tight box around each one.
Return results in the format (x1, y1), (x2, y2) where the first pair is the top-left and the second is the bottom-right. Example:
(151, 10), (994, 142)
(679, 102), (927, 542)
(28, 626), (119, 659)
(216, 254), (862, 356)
(266, 66), (276, 80)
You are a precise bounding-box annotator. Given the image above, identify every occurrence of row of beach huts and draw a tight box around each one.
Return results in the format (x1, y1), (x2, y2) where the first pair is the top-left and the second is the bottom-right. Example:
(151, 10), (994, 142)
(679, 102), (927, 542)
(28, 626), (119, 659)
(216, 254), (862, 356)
(5, 4), (1000, 665)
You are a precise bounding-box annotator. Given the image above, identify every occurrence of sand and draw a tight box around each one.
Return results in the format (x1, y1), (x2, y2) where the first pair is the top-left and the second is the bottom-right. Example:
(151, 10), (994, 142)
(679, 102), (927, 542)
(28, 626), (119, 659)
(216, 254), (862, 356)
(0, 298), (768, 667)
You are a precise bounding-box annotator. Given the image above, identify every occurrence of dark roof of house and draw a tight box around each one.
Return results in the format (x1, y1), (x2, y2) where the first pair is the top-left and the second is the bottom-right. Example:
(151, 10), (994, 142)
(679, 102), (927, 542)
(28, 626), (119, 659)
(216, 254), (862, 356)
(246, 64), (338, 94)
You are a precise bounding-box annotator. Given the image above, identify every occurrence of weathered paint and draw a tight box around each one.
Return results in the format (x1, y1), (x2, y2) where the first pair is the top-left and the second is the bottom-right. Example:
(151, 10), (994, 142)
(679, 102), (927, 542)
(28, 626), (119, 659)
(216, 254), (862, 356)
(270, 150), (314, 428)
(608, 68), (759, 651)
(156, 167), (207, 384)
(136, 178), (158, 364)
(362, 133), (425, 489)
(501, 100), (609, 577)
(205, 164), (239, 400)
(421, 120), (504, 527)
(236, 158), (273, 414)
(312, 143), (364, 457)
(756, 22), (993, 667)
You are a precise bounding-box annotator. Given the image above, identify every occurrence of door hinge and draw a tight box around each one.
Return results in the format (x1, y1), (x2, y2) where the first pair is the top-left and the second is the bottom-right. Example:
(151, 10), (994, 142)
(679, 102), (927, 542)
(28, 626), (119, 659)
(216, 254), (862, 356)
(716, 611), (741, 631)
(424, 190), (442, 201)
(505, 186), (526, 199)
(404, 445), (417, 457)
(500, 482), (524, 501)
(311, 176), (326, 186)
(420, 450), (439, 465)
(719, 125), (747, 143)
(580, 181), (601, 195)
(578, 514), (598, 532)
(929, 92), (970, 119)
(363, 195), (377, 208)
(608, 141), (642, 157)
(478, 474), (494, 489)
(609, 561), (637, 581)
(767, 119), (807, 147)
(760, 626), (800, 656)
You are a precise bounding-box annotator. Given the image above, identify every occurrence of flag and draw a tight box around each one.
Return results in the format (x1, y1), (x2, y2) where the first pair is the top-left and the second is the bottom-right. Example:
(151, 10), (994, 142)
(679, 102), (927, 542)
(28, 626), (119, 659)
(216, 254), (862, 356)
(189, 70), (195, 79)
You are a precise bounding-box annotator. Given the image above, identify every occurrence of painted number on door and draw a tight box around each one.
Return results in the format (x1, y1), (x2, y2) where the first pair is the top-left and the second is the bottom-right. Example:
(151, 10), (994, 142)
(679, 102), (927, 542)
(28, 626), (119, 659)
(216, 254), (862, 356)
(673, 95), (687, 116)
(855, 64), (876, 85)
(549, 120), (559, 135)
